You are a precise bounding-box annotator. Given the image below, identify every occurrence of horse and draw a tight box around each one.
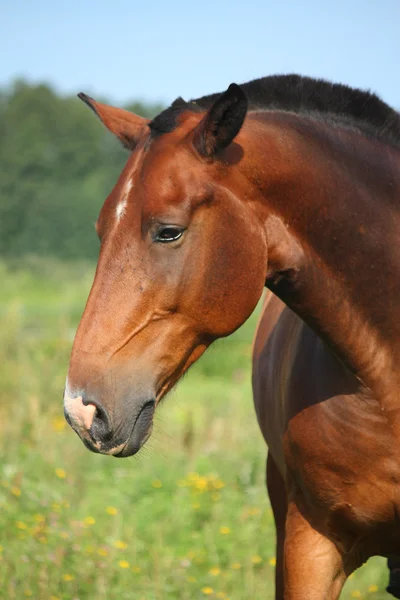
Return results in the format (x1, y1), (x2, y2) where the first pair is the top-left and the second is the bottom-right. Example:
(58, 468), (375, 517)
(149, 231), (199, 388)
(63, 74), (400, 599)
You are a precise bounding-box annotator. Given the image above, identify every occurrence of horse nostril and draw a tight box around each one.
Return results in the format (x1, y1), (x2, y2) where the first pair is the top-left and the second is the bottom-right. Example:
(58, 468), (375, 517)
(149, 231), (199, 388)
(88, 402), (113, 442)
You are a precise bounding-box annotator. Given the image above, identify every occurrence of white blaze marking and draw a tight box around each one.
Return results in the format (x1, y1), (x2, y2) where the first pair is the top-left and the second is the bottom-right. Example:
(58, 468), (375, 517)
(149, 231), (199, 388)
(116, 178), (133, 223)
(116, 198), (127, 222)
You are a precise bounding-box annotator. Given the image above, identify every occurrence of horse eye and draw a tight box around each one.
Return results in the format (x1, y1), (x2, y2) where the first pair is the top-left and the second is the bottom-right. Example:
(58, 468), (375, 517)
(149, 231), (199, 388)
(155, 226), (184, 243)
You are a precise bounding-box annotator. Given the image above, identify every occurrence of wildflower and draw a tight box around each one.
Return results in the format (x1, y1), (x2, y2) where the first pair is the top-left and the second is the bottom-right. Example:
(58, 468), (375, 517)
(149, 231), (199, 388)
(62, 574), (74, 581)
(152, 480), (162, 488)
(16, 521), (27, 530)
(201, 587), (214, 595)
(55, 468), (66, 479)
(231, 563), (241, 570)
(269, 557), (276, 567)
(195, 477), (208, 491)
(251, 555), (263, 564)
(368, 584), (378, 593)
(11, 486), (21, 497)
(213, 480), (225, 490)
(219, 526), (230, 535)
(351, 592), (361, 598)
(119, 560), (130, 569)
(33, 514), (45, 523)
(113, 540), (128, 549)
(0, 546), (3, 552)
(51, 417), (66, 432)
(83, 516), (95, 526)
(106, 506), (118, 515)
(97, 548), (108, 557)
(24, 591), (33, 597)
(248, 507), (261, 516)
(132, 566), (141, 573)
(209, 567), (221, 576)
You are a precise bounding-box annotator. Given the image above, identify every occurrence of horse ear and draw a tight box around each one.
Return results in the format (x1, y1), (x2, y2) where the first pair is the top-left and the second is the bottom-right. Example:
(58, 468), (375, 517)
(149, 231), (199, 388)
(192, 83), (248, 158)
(78, 93), (149, 150)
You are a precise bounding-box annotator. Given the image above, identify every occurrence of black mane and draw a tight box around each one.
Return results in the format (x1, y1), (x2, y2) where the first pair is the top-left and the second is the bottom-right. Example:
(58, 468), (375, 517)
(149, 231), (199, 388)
(149, 74), (400, 147)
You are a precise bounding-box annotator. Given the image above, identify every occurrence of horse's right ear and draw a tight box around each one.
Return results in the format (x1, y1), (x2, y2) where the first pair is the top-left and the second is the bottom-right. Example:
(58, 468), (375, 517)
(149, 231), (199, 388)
(192, 83), (248, 158)
(78, 93), (149, 150)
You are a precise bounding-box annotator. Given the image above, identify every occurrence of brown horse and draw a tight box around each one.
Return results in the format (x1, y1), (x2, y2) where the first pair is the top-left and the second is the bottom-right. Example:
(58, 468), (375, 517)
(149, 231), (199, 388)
(64, 75), (400, 599)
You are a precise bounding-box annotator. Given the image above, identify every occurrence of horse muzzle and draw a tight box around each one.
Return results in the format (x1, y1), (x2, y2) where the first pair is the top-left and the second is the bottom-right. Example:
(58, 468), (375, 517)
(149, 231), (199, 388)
(63, 389), (155, 458)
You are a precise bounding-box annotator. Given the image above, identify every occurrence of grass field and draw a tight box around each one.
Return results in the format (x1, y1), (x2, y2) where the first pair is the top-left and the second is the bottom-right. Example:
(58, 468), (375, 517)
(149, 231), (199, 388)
(0, 259), (391, 599)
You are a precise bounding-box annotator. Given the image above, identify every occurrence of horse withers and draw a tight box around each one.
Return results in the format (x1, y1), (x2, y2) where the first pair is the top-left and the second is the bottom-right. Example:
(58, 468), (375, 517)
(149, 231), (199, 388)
(64, 75), (400, 599)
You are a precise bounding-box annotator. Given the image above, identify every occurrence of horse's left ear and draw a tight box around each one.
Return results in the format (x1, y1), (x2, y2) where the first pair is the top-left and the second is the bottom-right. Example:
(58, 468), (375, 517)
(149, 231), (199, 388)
(78, 93), (149, 150)
(192, 83), (248, 158)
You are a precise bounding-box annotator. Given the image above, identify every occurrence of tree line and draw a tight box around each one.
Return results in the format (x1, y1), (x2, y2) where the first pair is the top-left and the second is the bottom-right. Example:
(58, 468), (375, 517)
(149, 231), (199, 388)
(0, 80), (163, 260)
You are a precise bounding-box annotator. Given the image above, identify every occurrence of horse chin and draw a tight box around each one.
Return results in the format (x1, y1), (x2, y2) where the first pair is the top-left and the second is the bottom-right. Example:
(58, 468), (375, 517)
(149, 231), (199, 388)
(113, 423), (153, 458)
(112, 401), (155, 458)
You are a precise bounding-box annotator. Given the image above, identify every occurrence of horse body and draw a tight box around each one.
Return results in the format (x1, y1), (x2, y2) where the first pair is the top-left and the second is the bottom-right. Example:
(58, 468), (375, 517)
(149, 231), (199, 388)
(64, 75), (400, 598)
(254, 293), (400, 569)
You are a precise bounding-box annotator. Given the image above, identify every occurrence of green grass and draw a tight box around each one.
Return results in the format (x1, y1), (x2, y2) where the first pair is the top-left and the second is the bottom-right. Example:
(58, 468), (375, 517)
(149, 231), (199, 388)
(0, 259), (391, 599)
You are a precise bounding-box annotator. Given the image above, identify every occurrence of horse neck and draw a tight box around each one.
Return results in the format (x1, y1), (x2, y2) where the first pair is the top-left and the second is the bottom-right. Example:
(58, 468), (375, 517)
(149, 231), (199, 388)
(242, 113), (400, 398)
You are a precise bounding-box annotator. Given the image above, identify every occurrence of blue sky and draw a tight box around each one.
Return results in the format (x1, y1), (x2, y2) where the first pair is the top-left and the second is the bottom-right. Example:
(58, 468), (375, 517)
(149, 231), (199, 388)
(1, 0), (399, 108)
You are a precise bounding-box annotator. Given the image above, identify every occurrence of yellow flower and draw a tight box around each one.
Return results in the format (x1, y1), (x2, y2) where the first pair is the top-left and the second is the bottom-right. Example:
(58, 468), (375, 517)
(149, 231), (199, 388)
(351, 592), (361, 598)
(269, 557), (276, 567)
(368, 584), (378, 593)
(195, 476), (208, 491)
(251, 555), (263, 564)
(132, 566), (141, 573)
(33, 514), (45, 523)
(219, 526), (230, 535)
(55, 468), (66, 479)
(83, 516), (95, 526)
(97, 548), (108, 557)
(11, 486), (21, 497)
(106, 506), (118, 515)
(209, 567), (221, 576)
(0, 546), (3, 552)
(51, 416), (66, 432)
(24, 590), (33, 597)
(152, 480), (162, 488)
(248, 507), (261, 516)
(201, 587), (214, 595)
(113, 540), (128, 549)
(213, 480), (225, 490)
(231, 563), (241, 570)
(119, 560), (130, 569)
(62, 574), (74, 582)
(16, 521), (27, 530)
(85, 545), (94, 554)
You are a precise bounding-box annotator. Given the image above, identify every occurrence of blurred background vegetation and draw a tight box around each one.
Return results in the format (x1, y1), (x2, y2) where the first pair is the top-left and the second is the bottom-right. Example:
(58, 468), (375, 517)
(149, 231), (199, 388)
(0, 81), (391, 598)
(0, 80), (163, 260)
